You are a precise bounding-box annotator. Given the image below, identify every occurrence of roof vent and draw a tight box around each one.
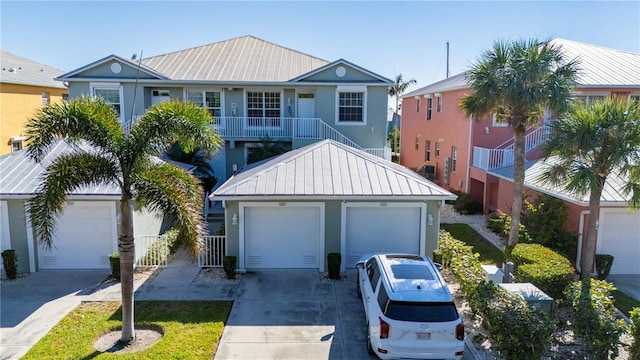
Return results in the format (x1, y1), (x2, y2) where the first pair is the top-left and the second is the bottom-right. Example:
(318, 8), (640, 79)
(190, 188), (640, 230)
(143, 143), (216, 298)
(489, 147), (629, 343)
(9, 67), (17, 72)
(417, 285), (422, 290)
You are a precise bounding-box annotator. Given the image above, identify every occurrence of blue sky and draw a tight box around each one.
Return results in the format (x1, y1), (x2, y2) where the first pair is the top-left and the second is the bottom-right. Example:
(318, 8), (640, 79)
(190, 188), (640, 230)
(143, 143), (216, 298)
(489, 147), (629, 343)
(2, 1), (639, 91)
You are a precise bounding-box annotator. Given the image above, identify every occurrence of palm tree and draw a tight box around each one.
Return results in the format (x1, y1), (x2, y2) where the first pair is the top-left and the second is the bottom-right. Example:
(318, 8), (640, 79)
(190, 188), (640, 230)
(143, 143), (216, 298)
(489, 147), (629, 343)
(25, 96), (222, 343)
(388, 74), (417, 162)
(539, 97), (640, 279)
(459, 38), (579, 249)
(165, 142), (218, 191)
(246, 135), (288, 165)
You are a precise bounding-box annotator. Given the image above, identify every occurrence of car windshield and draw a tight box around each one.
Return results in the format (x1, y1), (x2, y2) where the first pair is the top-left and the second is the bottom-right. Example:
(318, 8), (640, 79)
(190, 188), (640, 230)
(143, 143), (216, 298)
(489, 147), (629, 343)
(384, 301), (459, 322)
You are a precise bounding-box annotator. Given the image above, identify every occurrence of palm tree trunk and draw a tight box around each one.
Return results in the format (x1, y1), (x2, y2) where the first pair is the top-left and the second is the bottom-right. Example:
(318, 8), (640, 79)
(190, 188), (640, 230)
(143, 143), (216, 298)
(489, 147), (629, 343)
(119, 196), (136, 343)
(508, 129), (526, 248)
(580, 185), (603, 280)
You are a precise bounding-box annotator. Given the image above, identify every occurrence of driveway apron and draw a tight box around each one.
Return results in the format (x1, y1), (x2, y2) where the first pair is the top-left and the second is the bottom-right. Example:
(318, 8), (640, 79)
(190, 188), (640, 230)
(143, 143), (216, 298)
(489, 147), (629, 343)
(214, 270), (373, 360)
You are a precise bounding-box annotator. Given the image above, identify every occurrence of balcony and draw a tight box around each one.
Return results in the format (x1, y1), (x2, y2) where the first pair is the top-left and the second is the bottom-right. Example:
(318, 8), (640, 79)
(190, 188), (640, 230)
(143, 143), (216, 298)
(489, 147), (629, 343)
(210, 116), (391, 160)
(472, 125), (550, 170)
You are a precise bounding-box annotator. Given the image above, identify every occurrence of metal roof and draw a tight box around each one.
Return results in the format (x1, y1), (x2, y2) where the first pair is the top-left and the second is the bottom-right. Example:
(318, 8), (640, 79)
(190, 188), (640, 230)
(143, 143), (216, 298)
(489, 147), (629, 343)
(550, 38), (640, 87)
(489, 157), (632, 206)
(0, 140), (195, 198)
(0, 140), (120, 198)
(141, 35), (330, 82)
(403, 38), (640, 98)
(1, 51), (66, 89)
(212, 140), (456, 200)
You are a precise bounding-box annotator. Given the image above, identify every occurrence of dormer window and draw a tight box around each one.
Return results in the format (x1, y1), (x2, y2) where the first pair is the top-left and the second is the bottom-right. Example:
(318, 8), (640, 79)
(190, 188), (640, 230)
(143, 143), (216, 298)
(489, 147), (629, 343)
(10, 136), (26, 152)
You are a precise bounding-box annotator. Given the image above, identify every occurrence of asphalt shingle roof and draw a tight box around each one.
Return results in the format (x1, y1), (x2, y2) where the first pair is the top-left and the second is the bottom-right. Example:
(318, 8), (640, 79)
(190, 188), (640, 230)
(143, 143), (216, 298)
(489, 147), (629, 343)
(212, 140), (456, 200)
(1, 51), (66, 89)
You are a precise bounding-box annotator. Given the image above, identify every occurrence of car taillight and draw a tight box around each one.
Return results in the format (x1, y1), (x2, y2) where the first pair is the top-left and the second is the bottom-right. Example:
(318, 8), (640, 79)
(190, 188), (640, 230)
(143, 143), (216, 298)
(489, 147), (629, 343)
(456, 320), (464, 341)
(379, 317), (389, 339)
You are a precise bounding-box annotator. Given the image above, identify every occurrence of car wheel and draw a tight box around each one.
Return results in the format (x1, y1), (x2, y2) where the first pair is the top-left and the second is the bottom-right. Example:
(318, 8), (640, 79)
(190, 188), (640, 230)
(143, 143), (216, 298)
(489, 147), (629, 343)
(367, 325), (375, 355)
(357, 273), (362, 299)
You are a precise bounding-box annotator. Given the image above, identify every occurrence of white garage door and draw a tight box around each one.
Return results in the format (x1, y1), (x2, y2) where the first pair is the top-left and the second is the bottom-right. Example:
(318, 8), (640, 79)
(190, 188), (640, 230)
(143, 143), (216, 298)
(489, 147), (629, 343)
(38, 202), (117, 270)
(244, 205), (321, 269)
(345, 206), (422, 267)
(598, 210), (640, 275)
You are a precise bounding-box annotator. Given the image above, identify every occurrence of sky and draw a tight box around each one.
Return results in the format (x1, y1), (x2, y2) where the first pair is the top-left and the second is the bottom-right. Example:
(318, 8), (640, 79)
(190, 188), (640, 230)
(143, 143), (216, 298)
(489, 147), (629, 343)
(1, 1), (639, 93)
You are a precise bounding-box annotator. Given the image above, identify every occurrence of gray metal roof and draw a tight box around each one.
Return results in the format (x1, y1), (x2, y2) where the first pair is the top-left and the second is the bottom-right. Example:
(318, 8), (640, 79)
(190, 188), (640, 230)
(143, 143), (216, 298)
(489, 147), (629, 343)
(489, 157), (632, 206)
(212, 140), (456, 200)
(1, 51), (66, 89)
(0, 140), (120, 198)
(403, 72), (468, 98)
(404, 38), (640, 99)
(141, 35), (330, 82)
(551, 38), (640, 87)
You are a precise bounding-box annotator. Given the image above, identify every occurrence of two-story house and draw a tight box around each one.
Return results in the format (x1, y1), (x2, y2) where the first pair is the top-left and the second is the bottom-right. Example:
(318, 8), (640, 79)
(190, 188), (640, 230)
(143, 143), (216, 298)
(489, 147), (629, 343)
(58, 35), (393, 184)
(399, 38), (640, 275)
(0, 51), (68, 155)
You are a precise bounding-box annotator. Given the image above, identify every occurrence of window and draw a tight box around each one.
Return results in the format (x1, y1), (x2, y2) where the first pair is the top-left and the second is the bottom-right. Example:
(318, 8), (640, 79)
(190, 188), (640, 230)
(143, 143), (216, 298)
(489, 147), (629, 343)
(630, 94), (640, 103)
(186, 90), (221, 117)
(436, 95), (442, 112)
(62, 93), (69, 102)
(425, 140), (431, 161)
(92, 84), (122, 118)
(416, 97), (421, 112)
(451, 146), (457, 172)
(11, 140), (23, 152)
(385, 301), (459, 322)
(338, 92), (364, 122)
(41, 92), (50, 107)
(435, 142), (440, 157)
(426, 98), (433, 120)
(574, 93), (607, 108)
(367, 258), (380, 292)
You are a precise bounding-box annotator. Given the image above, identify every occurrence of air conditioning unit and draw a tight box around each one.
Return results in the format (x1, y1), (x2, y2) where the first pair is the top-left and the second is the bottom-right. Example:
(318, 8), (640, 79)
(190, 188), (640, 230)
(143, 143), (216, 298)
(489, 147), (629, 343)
(499, 283), (555, 316)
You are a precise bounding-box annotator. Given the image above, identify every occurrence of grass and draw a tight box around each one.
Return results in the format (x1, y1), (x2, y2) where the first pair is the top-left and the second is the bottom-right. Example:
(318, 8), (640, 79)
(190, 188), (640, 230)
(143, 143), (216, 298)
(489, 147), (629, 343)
(22, 301), (232, 360)
(612, 290), (640, 317)
(441, 223), (505, 267)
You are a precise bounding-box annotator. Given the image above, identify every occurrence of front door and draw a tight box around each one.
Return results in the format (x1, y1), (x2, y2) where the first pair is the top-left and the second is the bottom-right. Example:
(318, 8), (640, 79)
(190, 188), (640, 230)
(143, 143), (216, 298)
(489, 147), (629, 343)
(297, 93), (315, 137)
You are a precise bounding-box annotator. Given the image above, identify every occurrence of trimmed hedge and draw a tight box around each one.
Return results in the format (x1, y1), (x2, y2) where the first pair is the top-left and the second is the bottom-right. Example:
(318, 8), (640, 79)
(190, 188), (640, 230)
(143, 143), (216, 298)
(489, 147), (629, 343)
(438, 230), (554, 358)
(512, 243), (575, 299)
(630, 307), (640, 359)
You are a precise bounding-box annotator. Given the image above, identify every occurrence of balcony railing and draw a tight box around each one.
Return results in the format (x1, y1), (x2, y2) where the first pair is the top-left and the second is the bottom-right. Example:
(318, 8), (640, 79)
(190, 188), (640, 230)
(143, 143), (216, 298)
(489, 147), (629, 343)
(472, 125), (550, 170)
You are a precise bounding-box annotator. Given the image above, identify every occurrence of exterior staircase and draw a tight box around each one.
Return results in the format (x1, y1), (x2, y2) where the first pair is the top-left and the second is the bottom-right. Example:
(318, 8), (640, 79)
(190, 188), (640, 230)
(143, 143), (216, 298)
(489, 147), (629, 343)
(472, 125), (550, 170)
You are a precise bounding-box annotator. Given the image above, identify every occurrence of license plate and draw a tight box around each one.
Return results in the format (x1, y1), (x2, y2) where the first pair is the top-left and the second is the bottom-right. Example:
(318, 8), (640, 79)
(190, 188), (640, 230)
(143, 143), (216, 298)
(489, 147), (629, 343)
(416, 331), (431, 340)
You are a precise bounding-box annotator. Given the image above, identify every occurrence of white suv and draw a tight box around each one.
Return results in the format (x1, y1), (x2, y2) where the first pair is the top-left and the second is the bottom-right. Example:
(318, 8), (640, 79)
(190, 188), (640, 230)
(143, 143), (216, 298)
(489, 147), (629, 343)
(356, 254), (464, 360)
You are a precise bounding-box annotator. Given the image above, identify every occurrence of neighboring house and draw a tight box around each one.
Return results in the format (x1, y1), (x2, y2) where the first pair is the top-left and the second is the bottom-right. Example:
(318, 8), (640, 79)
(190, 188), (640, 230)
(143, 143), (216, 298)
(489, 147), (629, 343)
(210, 139), (456, 272)
(57, 35), (393, 185)
(0, 141), (174, 273)
(0, 51), (68, 155)
(399, 38), (640, 275)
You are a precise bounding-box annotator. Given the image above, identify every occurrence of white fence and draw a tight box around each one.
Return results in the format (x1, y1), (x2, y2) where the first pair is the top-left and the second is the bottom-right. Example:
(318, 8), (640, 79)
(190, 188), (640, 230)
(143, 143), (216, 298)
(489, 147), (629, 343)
(197, 236), (226, 268)
(134, 235), (169, 267)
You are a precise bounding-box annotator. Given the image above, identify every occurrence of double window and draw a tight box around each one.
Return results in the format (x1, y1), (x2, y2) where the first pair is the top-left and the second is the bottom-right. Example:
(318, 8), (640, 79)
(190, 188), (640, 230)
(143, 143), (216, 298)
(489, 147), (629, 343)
(186, 90), (221, 117)
(574, 93), (607, 108)
(247, 91), (281, 127)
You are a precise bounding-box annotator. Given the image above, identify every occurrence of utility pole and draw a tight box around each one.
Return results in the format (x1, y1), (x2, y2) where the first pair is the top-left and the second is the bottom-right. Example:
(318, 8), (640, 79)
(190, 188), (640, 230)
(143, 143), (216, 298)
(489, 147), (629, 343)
(446, 41), (450, 79)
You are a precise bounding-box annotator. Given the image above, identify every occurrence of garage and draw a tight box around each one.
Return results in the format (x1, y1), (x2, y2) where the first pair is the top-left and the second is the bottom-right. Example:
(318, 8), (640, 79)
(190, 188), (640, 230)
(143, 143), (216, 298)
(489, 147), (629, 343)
(38, 202), (117, 270)
(344, 204), (424, 267)
(242, 203), (323, 269)
(597, 209), (640, 275)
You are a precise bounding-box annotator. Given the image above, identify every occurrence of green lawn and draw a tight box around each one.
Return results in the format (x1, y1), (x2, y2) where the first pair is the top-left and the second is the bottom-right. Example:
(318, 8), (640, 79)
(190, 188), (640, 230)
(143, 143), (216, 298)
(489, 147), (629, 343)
(441, 223), (505, 267)
(612, 290), (640, 317)
(22, 301), (232, 360)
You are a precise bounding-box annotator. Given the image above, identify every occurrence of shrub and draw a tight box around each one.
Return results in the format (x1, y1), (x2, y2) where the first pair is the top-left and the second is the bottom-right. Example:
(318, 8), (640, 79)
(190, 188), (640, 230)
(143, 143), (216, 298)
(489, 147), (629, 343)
(595, 254), (614, 280)
(630, 307), (640, 360)
(450, 190), (483, 215)
(109, 252), (120, 280)
(327, 253), (341, 279)
(164, 229), (181, 254)
(511, 243), (575, 299)
(438, 230), (554, 358)
(565, 279), (627, 359)
(486, 211), (532, 243)
(223, 256), (236, 279)
(1, 249), (17, 280)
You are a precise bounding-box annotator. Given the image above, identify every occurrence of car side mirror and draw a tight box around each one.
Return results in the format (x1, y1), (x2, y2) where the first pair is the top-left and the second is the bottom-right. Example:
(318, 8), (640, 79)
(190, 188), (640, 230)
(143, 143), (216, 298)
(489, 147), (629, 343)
(434, 262), (443, 271)
(355, 262), (365, 270)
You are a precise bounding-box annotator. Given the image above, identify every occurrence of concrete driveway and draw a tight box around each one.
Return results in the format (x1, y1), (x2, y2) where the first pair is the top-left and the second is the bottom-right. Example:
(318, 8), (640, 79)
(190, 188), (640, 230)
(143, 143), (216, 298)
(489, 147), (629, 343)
(214, 270), (372, 360)
(0, 270), (109, 359)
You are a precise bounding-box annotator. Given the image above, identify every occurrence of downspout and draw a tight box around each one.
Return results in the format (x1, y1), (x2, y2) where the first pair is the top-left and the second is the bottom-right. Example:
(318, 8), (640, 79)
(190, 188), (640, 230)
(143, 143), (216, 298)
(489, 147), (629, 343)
(576, 210), (589, 273)
(465, 116), (473, 193)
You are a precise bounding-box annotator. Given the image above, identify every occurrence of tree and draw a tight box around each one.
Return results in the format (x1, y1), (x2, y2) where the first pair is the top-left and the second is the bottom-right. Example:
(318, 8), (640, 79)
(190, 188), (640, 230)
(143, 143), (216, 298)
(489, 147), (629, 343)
(25, 96), (222, 343)
(246, 135), (288, 165)
(165, 142), (218, 191)
(388, 74), (417, 162)
(539, 97), (640, 279)
(459, 38), (578, 249)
